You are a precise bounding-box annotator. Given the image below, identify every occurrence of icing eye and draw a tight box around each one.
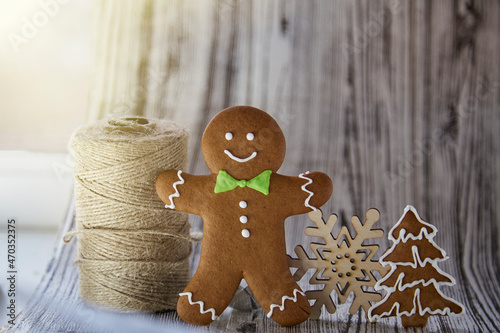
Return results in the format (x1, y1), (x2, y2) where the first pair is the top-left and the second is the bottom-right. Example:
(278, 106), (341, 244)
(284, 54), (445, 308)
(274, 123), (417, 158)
(225, 132), (233, 140)
(246, 133), (254, 141)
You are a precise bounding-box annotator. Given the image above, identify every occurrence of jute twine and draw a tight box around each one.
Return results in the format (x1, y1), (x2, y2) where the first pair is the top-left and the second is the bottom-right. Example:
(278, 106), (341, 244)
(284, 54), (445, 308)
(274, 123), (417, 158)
(66, 117), (195, 312)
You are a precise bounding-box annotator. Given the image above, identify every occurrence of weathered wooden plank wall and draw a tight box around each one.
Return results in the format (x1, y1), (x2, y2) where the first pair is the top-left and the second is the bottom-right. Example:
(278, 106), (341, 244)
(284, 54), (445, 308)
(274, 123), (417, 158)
(12, 0), (500, 332)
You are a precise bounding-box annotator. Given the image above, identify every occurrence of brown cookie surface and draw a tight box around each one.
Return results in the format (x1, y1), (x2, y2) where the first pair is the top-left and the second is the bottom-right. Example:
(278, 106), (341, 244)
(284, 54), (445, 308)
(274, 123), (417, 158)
(156, 106), (332, 326)
(368, 205), (464, 328)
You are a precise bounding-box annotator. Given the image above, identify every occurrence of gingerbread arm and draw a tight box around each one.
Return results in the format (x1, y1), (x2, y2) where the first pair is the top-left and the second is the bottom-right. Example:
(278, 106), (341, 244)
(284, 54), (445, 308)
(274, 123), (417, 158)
(279, 172), (332, 216)
(156, 170), (209, 215)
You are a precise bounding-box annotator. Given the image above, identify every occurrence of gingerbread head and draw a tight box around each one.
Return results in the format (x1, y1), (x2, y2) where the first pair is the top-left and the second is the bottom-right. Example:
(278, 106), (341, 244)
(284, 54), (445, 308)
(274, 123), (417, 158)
(156, 106), (332, 326)
(201, 106), (286, 179)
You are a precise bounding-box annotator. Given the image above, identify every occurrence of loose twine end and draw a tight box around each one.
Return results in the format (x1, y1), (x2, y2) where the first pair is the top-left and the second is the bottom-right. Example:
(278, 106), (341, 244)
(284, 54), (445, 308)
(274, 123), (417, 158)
(63, 230), (79, 243)
(189, 231), (203, 242)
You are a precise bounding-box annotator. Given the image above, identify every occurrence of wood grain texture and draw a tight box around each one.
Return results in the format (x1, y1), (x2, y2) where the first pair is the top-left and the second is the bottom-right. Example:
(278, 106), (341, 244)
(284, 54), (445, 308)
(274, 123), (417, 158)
(12, 0), (500, 332)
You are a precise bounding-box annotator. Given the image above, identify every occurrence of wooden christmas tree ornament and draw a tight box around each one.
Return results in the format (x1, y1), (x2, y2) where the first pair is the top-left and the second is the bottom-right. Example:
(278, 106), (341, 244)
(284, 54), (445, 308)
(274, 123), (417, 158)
(368, 205), (464, 327)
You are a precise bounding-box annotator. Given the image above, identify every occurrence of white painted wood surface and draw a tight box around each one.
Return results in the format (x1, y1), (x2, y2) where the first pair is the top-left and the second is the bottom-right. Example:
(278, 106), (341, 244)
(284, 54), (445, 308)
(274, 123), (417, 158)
(11, 0), (500, 331)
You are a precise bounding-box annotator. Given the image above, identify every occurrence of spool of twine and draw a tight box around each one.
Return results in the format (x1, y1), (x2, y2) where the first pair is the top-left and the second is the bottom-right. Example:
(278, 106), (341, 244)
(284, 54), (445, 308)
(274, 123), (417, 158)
(67, 117), (193, 312)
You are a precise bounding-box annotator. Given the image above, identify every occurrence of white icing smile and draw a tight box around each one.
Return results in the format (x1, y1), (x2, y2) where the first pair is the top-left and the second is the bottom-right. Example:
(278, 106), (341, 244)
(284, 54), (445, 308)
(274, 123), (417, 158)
(224, 150), (257, 163)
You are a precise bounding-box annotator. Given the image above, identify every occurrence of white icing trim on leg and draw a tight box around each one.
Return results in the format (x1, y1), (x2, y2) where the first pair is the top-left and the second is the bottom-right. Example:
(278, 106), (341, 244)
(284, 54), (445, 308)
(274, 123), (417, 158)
(165, 170), (184, 209)
(298, 171), (317, 211)
(267, 289), (306, 318)
(179, 292), (218, 321)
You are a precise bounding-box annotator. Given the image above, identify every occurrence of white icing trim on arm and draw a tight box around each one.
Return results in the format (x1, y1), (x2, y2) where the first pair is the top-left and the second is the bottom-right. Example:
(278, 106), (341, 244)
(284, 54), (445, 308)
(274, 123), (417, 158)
(179, 292), (218, 321)
(267, 289), (305, 318)
(224, 150), (257, 162)
(298, 171), (317, 211)
(165, 170), (184, 209)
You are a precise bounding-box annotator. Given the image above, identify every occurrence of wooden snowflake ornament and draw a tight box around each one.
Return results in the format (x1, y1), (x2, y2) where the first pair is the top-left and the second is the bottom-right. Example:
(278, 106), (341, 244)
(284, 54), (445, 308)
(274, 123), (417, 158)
(288, 209), (389, 320)
(368, 205), (464, 328)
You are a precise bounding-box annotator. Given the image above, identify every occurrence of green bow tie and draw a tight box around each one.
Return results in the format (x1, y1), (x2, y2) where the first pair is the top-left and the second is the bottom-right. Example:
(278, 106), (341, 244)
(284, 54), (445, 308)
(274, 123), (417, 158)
(214, 170), (272, 195)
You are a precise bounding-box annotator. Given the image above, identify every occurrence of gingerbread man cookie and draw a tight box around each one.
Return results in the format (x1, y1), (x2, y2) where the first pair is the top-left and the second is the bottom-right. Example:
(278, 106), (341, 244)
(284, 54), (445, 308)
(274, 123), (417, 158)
(156, 106), (332, 326)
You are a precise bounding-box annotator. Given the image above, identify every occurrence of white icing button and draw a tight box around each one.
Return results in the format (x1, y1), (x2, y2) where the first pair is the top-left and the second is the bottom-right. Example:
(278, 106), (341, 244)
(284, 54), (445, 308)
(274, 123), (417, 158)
(225, 132), (233, 140)
(246, 132), (254, 140)
(239, 201), (247, 208)
(242, 229), (250, 238)
(240, 216), (248, 223)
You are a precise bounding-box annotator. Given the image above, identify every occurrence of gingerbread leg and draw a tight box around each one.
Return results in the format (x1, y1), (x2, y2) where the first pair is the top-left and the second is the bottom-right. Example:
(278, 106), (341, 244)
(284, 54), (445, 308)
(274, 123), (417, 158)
(245, 266), (310, 326)
(177, 264), (242, 325)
